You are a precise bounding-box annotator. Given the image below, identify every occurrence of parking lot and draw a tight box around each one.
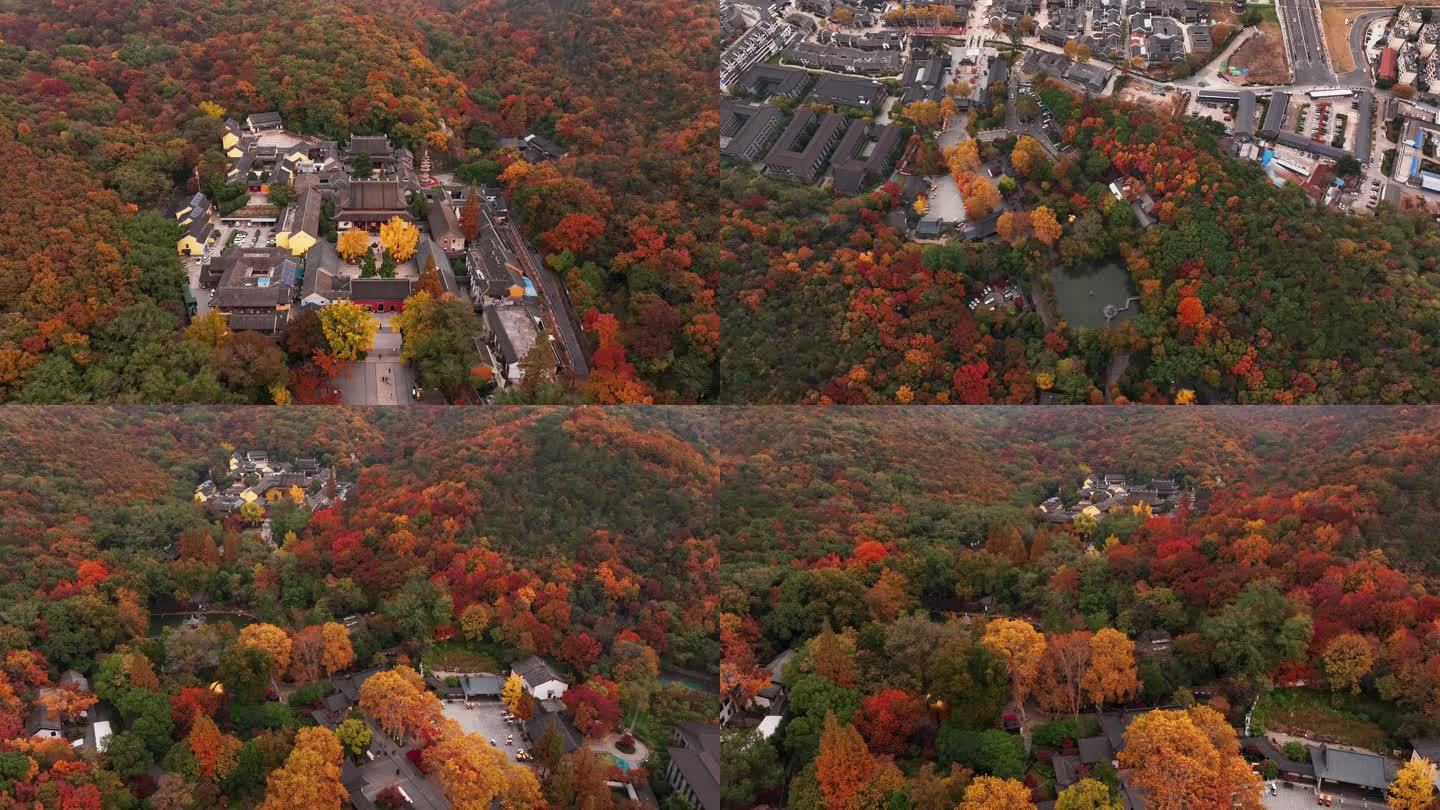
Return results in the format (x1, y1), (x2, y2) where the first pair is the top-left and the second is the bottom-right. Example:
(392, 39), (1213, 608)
(926, 174), (966, 223)
(439, 699), (532, 765)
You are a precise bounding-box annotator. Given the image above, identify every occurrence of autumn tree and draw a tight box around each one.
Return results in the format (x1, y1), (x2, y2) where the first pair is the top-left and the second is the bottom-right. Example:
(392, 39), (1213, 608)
(947, 140), (982, 175)
(502, 673), (527, 716)
(151, 775), (198, 810)
(1011, 136), (1050, 178)
(982, 618), (1046, 720)
(955, 172), (1001, 219)
(186, 311), (231, 350)
(320, 623), (354, 675)
(189, 714), (242, 780)
(317, 302), (378, 361)
(1177, 296), (1207, 329)
(905, 100), (945, 130)
(1031, 206), (1062, 247)
(960, 776), (1035, 810)
(815, 712), (903, 809)
(336, 716), (371, 760)
(238, 624), (292, 678)
(379, 216), (419, 262)
(1037, 631), (1092, 719)
(813, 624), (856, 689)
(337, 229), (370, 263)
(37, 685), (98, 722)
(1388, 757), (1435, 810)
(1323, 632), (1374, 695)
(541, 212), (606, 255)
(1083, 628), (1139, 710)
(559, 632), (602, 674)
(1064, 40), (1092, 63)
(259, 727), (348, 810)
(460, 603), (491, 641)
(461, 186), (483, 241)
(865, 569), (914, 623)
(997, 211), (1032, 246)
(514, 689), (535, 722)
(1119, 706), (1262, 809)
(431, 732), (540, 810)
(1056, 778), (1122, 810)
(907, 763), (972, 810)
(855, 689), (922, 756)
(417, 254), (444, 298)
(360, 665), (444, 744)
(289, 625), (326, 684)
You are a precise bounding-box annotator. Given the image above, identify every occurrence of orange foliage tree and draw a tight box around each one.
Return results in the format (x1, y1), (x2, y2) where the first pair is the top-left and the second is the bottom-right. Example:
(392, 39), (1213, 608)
(189, 714), (242, 780)
(1036, 631), (1092, 719)
(955, 172), (1001, 219)
(982, 618), (1046, 720)
(1119, 706), (1262, 809)
(960, 776), (1035, 809)
(320, 623), (355, 675)
(259, 727), (348, 810)
(1031, 206), (1063, 247)
(1082, 628), (1139, 710)
(1011, 135), (1050, 177)
(238, 624), (292, 677)
(359, 665), (445, 744)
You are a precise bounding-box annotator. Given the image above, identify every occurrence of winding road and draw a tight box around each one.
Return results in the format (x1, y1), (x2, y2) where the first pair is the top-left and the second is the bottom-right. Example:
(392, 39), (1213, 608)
(1341, 10), (1392, 86)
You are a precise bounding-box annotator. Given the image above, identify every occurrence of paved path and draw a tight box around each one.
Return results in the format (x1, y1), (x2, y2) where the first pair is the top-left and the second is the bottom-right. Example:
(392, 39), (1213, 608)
(1104, 352), (1130, 402)
(335, 317), (414, 406)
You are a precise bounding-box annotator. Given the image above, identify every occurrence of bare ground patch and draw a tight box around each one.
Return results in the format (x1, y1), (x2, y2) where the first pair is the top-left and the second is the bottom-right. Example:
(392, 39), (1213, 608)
(1228, 20), (1292, 84)
(1322, 4), (1374, 73)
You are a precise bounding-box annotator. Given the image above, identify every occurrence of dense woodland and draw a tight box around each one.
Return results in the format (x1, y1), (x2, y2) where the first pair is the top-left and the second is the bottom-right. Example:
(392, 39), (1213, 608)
(0, 407), (717, 807)
(719, 84), (1440, 405)
(718, 407), (1440, 807)
(0, 0), (717, 403)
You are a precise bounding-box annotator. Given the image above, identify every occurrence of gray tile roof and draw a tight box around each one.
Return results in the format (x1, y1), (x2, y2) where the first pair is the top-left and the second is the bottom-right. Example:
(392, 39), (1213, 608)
(1310, 745), (1399, 791)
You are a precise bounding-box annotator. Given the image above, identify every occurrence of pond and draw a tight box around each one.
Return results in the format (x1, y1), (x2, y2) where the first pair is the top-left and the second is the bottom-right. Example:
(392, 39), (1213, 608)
(659, 668), (717, 693)
(148, 611), (255, 637)
(1050, 261), (1138, 330)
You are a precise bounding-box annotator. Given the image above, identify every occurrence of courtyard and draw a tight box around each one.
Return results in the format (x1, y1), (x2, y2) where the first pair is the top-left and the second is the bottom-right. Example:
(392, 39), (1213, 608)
(335, 314), (416, 406)
(438, 698), (531, 764)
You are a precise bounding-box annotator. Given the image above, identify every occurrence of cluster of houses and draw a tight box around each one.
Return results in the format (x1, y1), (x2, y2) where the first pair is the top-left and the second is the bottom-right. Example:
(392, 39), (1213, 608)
(723, 41), (1004, 196)
(1037, 472), (1188, 524)
(1023, 49), (1113, 95)
(25, 670), (112, 756)
(306, 652), (715, 810)
(173, 113), (559, 385)
(719, 648), (792, 743)
(798, 0), (889, 28)
(1032, 0), (1209, 67)
(177, 114), (467, 333)
(720, 14), (806, 90)
(192, 449), (352, 517)
(780, 29), (907, 76)
(1387, 96), (1440, 195)
(723, 64), (905, 194)
(1378, 6), (1440, 91)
